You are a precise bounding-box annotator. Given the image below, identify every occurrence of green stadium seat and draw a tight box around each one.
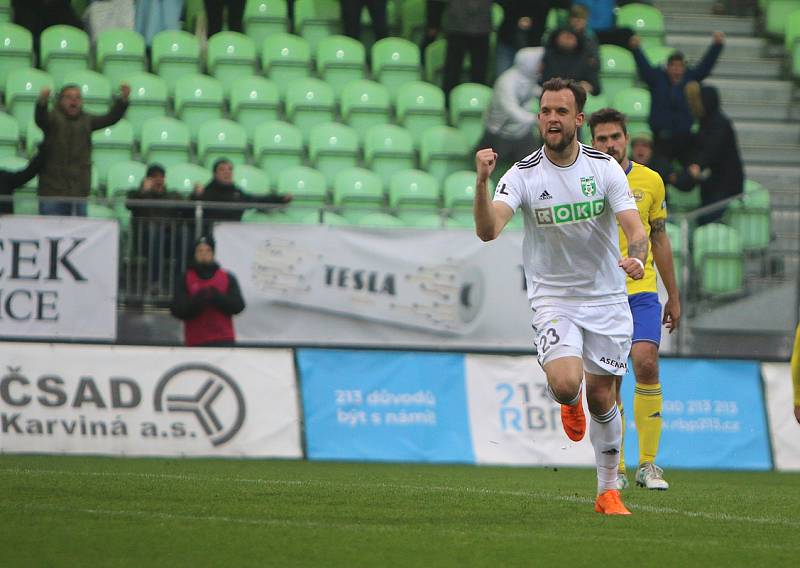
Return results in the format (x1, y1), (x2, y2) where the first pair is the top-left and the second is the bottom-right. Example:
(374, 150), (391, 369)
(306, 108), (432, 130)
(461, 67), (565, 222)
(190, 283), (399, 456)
(96, 28), (147, 88)
(0, 23), (33, 94)
(445, 212), (475, 229)
(233, 163), (271, 196)
(40, 25), (90, 86)
(278, 165), (328, 208)
(285, 77), (336, 144)
(262, 33), (311, 96)
(613, 87), (651, 135)
(229, 75), (280, 140)
(599, 44), (636, 102)
(87, 201), (118, 220)
(340, 79), (391, 141)
(724, 187), (771, 251)
(785, 8), (800, 52)
(26, 120), (42, 155)
(207, 32), (257, 96)
(253, 120), (304, 183)
(61, 69), (111, 114)
(766, 0), (800, 38)
(371, 37), (421, 100)
(583, 92), (609, 118)
(197, 118), (249, 168)
(151, 30), (200, 95)
(349, 211), (405, 227)
(400, 0), (426, 45)
(174, 73), (225, 141)
(443, 170), (480, 212)
(388, 168), (439, 221)
(5, 67), (54, 130)
(396, 80), (446, 146)
(423, 38), (446, 86)
(332, 166), (384, 219)
(316, 34), (366, 99)
(420, 126), (471, 185)
(449, 82), (492, 147)
(665, 221), (683, 281)
(309, 121), (360, 187)
(295, 0), (342, 52)
(616, 3), (665, 49)
(244, 0), (289, 48)
(90, 165), (100, 196)
(91, 118), (134, 180)
(397, 212), (444, 228)
(0, 111), (18, 157)
(745, 179), (767, 194)
(167, 162), (211, 196)
(321, 210), (350, 225)
(642, 43), (674, 67)
(667, 183), (701, 213)
(0, 0), (9, 24)
(125, 72), (169, 141)
(140, 116), (191, 168)
(692, 222), (743, 297)
(364, 123), (415, 187)
(106, 160), (147, 199)
(2, 155), (38, 213)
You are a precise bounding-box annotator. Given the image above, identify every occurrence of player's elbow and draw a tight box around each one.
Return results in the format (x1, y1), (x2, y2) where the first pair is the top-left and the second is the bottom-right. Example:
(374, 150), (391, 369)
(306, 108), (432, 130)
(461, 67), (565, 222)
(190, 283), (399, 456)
(476, 228), (497, 242)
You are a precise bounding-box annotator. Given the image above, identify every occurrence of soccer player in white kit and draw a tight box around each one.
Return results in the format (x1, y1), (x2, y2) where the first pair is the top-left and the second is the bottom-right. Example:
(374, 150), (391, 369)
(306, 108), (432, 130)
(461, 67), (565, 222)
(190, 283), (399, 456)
(473, 78), (649, 515)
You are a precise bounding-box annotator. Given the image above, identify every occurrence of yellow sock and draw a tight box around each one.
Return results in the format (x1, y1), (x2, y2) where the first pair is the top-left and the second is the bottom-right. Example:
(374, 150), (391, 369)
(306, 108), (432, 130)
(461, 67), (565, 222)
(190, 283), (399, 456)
(617, 402), (626, 474)
(634, 382), (663, 465)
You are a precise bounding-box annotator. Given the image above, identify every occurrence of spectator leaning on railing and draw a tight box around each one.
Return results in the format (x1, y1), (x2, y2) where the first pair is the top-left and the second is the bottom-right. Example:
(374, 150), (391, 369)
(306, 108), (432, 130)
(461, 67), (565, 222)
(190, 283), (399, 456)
(35, 82), (130, 217)
(0, 146), (45, 215)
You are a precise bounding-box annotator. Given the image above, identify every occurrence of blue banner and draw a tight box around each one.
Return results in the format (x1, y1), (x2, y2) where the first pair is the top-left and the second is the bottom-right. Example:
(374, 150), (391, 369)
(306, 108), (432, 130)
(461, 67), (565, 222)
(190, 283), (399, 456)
(620, 359), (772, 471)
(297, 349), (475, 463)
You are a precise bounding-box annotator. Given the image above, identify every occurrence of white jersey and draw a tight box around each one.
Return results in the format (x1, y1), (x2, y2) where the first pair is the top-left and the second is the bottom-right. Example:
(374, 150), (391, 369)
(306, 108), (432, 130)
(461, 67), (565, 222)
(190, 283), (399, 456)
(493, 143), (637, 307)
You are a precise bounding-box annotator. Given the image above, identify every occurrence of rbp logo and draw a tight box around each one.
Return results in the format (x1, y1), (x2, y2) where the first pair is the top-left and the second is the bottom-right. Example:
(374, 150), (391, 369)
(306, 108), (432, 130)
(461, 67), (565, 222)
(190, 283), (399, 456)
(153, 364), (246, 446)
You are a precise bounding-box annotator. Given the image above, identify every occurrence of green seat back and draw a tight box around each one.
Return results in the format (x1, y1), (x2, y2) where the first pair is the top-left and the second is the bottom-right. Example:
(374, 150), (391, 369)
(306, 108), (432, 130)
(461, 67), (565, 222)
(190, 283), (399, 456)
(599, 44), (636, 101)
(371, 37), (421, 100)
(5, 67), (54, 129)
(340, 79), (391, 140)
(423, 38), (447, 86)
(308, 121), (360, 186)
(166, 162), (211, 196)
(349, 211), (405, 228)
(0, 23), (33, 93)
(174, 73), (225, 140)
(613, 86), (651, 133)
(278, 165), (327, 207)
(230, 75), (281, 139)
(692, 222), (743, 296)
(91, 118), (134, 180)
(420, 126), (471, 185)
(388, 168), (439, 210)
(364, 123), (415, 186)
(197, 118), (249, 168)
(261, 33), (311, 96)
(243, 0), (289, 48)
(332, 166), (384, 218)
(140, 116), (191, 168)
(253, 120), (304, 182)
(233, 163), (271, 196)
(583, 93), (609, 118)
(616, 3), (664, 48)
(285, 77), (336, 144)
(443, 170), (480, 210)
(106, 160), (147, 198)
(449, 82), (492, 146)
(294, 0), (342, 52)
(785, 9), (800, 51)
(316, 34), (365, 99)
(642, 43), (674, 67)
(400, 0), (426, 44)
(725, 189), (771, 250)
(397, 211), (444, 228)
(151, 30), (200, 95)
(26, 119), (43, 156)
(667, 183), (701, 213)
(396, 80), (446, 146)
(664, 221), (683, 280)
(766, 0), (800, 37)
(125, 72), (169, 140)
(40, 25), (90, 86)
(61, 69), (111, 114)
(745, 178), (767, 194)
(96, 28), (146, 87)
(0, 110), (19, 157)
(207, 31), (257, 94)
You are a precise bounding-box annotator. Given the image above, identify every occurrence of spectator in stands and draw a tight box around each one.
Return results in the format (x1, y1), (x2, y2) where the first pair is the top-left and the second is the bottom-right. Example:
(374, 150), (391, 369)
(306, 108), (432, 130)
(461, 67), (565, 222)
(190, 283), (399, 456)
(341, 0), (388, 42)
(477, 47), (543, 173)
(12, 0), (83, 64)
(541, 28), (600, 95)
(126, 164), (187, 220)
(441, 0), (493, 96)
(203, 0), (245, 37)
(677, 82), (743, 225)
(574, 0), (634, 48)
(0, 147), (45, 215)
(629, 131), (675, 188)
(136, 0), (184, 46)
(567, 4), (599, 73)
(630, 32), (725, 167)
(170, 235), (245, 347)
(420, 0), (446, 61)
(36, 83), (130, 216)
(192, 158), (292, 235)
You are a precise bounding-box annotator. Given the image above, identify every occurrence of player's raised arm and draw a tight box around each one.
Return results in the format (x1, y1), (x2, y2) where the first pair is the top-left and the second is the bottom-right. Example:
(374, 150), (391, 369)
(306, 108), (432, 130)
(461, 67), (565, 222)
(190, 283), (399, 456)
(617, 209), (648, 280)
(474, 148), (514, 241)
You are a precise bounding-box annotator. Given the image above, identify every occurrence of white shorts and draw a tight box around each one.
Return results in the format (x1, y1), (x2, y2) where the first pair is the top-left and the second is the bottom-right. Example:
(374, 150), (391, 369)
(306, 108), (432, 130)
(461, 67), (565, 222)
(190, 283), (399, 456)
(532, 302), (633, 376)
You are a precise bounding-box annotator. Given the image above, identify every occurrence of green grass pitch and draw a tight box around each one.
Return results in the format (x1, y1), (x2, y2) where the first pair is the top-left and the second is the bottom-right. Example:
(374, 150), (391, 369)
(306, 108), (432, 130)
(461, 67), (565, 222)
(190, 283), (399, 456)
(1, 455), (799, 567)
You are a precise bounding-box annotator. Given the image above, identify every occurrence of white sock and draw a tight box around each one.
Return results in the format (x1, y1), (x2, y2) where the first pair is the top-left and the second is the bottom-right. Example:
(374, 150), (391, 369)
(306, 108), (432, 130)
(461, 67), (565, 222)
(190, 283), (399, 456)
(546, 383), (580, 406)
(590, 404), (622, 494)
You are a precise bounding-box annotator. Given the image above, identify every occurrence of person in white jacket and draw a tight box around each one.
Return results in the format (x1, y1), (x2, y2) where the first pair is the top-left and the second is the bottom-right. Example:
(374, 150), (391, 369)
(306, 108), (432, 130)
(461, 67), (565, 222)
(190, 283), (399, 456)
(476, 47), (544, 173)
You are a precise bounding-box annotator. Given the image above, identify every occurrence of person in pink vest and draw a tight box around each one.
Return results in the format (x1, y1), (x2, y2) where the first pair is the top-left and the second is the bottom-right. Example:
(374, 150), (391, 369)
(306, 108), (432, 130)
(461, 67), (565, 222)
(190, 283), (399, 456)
(170, 235), (245, 347)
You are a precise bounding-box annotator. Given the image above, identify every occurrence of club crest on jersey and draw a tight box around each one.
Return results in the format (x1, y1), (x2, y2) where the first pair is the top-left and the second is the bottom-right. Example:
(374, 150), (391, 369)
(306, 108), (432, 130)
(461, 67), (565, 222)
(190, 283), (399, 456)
(580, 176), (597, 197)
(633, 190), (644, 202)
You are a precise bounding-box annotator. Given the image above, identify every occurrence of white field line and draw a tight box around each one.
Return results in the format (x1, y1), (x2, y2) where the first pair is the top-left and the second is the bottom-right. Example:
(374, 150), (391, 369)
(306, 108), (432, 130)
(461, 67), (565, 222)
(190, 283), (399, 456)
(2, 467), (799, 530)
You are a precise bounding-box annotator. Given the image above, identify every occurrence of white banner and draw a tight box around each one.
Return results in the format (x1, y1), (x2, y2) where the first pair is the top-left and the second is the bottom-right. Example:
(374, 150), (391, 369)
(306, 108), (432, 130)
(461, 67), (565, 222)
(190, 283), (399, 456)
(761, 363), (800, 471)
(0, 216), (118, 340)
(465, 354), (595, 466)
(0, 343), (303, 458)
(215, 223), (533, 350)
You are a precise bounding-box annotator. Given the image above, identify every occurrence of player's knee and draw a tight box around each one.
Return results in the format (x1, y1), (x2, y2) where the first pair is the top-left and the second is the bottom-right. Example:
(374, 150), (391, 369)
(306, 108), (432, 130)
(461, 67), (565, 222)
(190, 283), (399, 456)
(547, 376), (581, 403)
(634, 354), (659, 384)
(586, 388), (615, 415)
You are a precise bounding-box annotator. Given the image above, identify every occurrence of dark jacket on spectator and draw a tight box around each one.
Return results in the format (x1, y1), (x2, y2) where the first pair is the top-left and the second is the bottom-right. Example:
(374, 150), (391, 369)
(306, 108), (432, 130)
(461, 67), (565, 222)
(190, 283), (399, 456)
(496, 0), (571, 49)
(541, 27), (601, 95)
(0, 149), (45, 214)
(35, 97), (128, 197)
(126, 185), (189, 220)
(443, 0), (492, 36)
(193, 179), (288, 225)
(632, 43), (723, 139)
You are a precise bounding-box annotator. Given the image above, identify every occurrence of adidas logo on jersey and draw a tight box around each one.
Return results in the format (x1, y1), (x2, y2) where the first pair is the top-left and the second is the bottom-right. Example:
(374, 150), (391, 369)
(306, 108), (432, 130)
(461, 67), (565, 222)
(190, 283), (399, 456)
(538, 189), (553, 200)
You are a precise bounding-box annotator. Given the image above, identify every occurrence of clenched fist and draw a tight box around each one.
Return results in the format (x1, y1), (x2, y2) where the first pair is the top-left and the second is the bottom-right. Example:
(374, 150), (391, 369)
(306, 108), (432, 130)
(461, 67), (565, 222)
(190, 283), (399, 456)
(619, 257), (644, 280)
(475, 148), (498, 183)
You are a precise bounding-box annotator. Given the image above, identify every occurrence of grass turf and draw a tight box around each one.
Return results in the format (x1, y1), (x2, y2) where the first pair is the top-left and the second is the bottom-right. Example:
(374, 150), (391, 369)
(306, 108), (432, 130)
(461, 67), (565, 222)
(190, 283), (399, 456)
(1, 455), (799, 567)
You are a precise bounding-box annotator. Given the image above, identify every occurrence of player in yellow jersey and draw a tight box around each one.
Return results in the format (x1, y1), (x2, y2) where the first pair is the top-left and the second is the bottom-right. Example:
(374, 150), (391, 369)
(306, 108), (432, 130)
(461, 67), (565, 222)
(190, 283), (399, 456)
(589, 108), (681, 490)
(790, 325), (800, 424)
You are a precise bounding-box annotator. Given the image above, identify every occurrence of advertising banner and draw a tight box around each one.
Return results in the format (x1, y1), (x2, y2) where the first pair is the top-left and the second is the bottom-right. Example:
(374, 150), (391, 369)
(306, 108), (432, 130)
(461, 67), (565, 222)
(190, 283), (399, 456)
(214, 223), (533, 351)
(0, 343), (302, 458)
(297, 349), (474, 463)
(0, 216), (118, 340)
(761, 363), (800, 471)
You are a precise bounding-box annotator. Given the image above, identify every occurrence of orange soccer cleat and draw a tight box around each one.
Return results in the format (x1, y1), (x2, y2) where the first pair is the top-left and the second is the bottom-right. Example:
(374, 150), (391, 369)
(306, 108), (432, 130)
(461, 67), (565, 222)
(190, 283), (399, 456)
(594, 489), (632, 515)
(560, 388), (586, 441)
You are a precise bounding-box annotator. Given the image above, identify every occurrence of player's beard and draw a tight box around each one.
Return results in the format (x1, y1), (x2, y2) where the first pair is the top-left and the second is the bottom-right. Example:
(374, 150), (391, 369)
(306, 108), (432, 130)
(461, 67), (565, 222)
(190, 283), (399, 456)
(543, 126), (577, 153)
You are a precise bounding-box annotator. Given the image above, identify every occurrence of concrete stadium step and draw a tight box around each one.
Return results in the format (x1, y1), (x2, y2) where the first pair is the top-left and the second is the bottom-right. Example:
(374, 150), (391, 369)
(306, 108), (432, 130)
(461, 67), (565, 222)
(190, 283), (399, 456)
(706, 77), (793, 105)
(733, 121), (800, 146)
(666, 34), (767, 60)
(744, 164), (800, 191)
(663, 15), (756, 36)
(655, 0), (719, 16)
(771, 209), (800, 236)
(724, 101), (791, 121)
(738, 142), (800, 164)
(708, 57), (782, 79)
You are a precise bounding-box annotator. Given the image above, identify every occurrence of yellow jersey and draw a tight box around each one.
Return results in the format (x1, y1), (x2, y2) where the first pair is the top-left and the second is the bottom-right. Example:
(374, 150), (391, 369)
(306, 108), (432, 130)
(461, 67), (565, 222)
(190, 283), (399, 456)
(791, 325), (800, 406)
(618, 161), (667, 295)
